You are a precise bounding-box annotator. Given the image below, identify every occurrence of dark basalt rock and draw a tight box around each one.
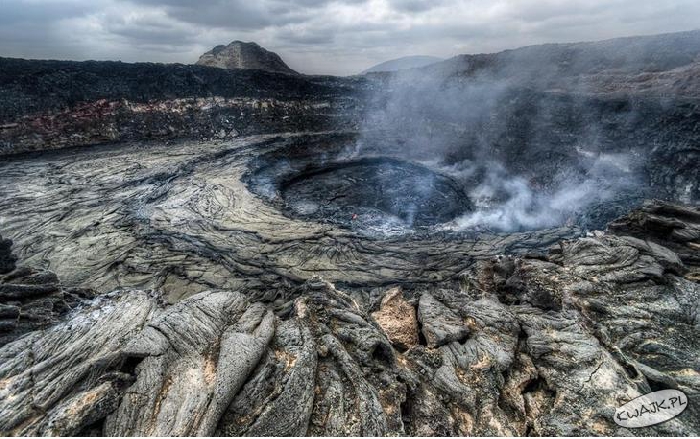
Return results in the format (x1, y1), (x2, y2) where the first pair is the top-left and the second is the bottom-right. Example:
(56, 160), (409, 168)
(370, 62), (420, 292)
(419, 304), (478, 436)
(0, 58), (367, 156)
(0, 235), (16, 274)
(0, 239), (94, 347)
(609, 200), (700, 271)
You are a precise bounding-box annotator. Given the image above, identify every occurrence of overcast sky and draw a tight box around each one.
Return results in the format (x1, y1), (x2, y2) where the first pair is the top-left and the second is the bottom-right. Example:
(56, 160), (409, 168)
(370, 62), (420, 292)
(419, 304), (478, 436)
(1, 0), (699, 75)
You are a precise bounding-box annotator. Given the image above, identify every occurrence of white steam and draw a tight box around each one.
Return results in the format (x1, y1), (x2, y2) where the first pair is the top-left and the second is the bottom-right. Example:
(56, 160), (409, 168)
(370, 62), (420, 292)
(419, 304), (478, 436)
(359, 62), (643, 233)
(442, 152), (637, 232)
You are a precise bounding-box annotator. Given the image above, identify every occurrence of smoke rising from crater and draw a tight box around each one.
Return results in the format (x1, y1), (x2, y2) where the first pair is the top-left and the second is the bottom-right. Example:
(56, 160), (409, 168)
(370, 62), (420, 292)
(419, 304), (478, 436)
(358, 52), (647, 232)
(444, 155), (638, 232)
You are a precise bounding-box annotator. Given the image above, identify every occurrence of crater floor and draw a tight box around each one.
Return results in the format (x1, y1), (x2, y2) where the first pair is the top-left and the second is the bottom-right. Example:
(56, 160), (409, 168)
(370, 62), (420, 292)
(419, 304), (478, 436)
(0, 133), (580, 302)
(279, 158), (471, 233)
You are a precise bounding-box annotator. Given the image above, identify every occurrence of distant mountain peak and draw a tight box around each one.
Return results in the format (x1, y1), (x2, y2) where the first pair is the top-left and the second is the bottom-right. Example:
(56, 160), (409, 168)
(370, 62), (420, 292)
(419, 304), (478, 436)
(362, 55), (443, 74)
(196, 41), (297, 75)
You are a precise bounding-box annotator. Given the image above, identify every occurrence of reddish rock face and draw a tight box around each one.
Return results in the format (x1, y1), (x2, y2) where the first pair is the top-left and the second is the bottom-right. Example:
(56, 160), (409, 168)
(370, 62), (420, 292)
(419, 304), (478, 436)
(371, 287), (419, 351)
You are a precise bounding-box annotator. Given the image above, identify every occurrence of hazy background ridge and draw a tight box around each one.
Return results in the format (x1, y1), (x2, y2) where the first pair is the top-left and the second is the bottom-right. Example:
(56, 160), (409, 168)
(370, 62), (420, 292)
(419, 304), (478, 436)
(1, 0), (699, 75)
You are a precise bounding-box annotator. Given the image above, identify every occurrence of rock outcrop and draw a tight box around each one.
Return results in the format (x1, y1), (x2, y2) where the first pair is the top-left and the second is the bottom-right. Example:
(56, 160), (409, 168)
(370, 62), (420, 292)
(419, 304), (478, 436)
(196, 41), (298, 75)
(0, 235), (16, 274)
(1, 201), (698, 436)
(371, 287), (420, 350)
(0, 57), (362, 156)
(0, 236), (94, 346)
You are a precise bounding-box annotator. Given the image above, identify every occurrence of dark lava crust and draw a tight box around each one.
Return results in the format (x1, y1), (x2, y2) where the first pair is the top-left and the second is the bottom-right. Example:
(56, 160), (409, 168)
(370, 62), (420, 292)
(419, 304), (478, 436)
(280, 158), (471, 229)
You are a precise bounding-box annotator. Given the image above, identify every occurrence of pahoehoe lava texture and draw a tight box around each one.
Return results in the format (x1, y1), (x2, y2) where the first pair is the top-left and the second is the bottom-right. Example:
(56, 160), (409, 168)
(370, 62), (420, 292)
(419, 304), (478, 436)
(0, 201), (698, 436)
(0, 31), (699, 437)
(0, 133), (582, 303)
(280, 158), (471, 228)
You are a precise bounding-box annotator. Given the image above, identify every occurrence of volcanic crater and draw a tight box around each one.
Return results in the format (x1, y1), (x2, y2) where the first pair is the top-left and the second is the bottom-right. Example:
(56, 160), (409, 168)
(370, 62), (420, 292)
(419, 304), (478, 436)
(251, 156), (469, 233)
(0, 31), (699, 437)
(244, 134), (643, 236)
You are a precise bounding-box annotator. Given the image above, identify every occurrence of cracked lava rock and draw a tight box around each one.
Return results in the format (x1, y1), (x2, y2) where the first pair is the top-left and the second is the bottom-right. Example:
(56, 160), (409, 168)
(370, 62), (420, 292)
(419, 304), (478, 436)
(1, 190), (698, 436)
(0, 31), (700, 437)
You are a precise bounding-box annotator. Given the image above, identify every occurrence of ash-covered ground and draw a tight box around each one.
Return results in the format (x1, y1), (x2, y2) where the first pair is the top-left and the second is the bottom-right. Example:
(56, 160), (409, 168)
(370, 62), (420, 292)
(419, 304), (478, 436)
(0, 31), (699, 436)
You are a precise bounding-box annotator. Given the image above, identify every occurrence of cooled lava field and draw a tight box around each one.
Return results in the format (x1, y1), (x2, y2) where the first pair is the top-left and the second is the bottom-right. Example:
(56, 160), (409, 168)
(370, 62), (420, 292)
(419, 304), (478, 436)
(0, 31), (699, 437)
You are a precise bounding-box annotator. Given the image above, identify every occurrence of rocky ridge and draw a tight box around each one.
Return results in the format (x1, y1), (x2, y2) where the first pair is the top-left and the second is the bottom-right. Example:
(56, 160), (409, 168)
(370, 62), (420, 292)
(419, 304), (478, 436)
(0, 58), (364, 156)
(362, 55), (443, 74)
(416, 30), (700, 87)
(196, 41), (298, 75)
(0, 201), (698, 436)
(0, 235), (95, 346)
(2, 31), (700, 157)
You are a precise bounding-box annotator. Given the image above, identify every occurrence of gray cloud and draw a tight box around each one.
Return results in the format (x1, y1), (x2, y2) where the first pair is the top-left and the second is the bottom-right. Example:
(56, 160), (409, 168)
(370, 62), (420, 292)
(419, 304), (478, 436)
(387, 0), (446, 13)
(134, 0), (277, 29)
(0, 0), (698, 74)
(0, 0), (96, 24)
